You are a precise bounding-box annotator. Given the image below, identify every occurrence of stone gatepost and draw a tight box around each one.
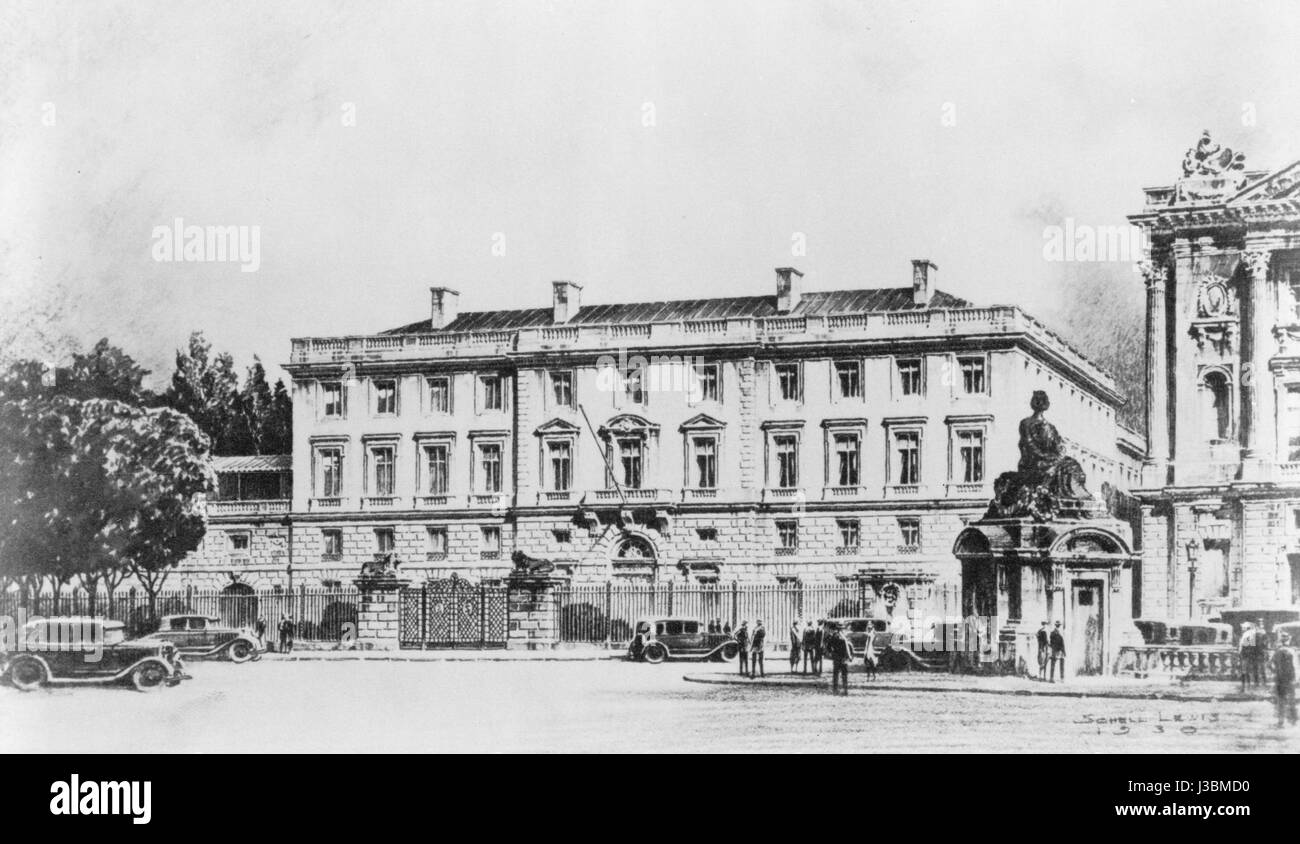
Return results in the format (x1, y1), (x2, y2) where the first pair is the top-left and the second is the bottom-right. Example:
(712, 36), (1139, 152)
(353, 573), (409, 651)
(507, 573), (569, 650)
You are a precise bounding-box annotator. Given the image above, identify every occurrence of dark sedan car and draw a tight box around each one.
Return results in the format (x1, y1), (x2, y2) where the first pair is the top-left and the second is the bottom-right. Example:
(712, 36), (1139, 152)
(137, 614), (262, 662)
(628, 618), (739, 663)
(2, 617), (188, 692)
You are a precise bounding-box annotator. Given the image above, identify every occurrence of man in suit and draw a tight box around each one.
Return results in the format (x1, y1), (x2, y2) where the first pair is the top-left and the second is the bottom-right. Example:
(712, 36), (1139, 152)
(1048, 620), (1066, 682)
(735, 620), (750, 677)
(1036, 621), (1050, 681)
(1239, 623), (1258, 691)
(801, 620), (817, 675)
(750, 620), (766, 678)
(813, 619), (826, 675)
(826, 623), (851, 693)
(788, 621), (802, 673)
(1271, 632), (1297, 728)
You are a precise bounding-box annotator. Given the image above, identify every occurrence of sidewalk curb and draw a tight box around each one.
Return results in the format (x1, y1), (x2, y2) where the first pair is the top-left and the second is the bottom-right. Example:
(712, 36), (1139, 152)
(679, 673), (1268, 704)
(263, 652), (625, 663)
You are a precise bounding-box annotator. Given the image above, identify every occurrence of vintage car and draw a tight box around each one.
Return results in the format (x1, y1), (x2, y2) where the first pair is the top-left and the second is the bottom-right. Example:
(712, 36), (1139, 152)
(2, 617), (188, 692)
(1274, 621), (1300, 646)
(826, 617), (898, 659)
(627, 618), (739, 663)
(1216, 608), (1300, 644)
(137, 614), (262, 662)
(1137, 617), (1232, 646)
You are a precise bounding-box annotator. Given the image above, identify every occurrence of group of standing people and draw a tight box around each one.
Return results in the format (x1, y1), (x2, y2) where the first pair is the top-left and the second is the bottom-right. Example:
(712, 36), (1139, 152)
(729, 619), (851, 691)
(1034, 620), (1067, 682)
(1239, 620), (1297, 729)
(732, 620), (766, 678)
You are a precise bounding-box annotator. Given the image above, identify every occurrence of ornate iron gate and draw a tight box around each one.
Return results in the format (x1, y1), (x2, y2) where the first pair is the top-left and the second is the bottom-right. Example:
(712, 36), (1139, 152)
(400, 578), (507, 649)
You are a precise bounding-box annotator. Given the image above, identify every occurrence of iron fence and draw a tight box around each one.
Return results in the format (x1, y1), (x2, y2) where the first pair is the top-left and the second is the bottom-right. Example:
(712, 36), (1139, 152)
(0, 587), (362, 642)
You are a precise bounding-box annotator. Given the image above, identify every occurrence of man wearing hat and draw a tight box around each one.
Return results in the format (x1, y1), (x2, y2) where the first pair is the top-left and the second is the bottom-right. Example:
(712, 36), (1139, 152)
(735, 620), (750, 677)
(826, 622), (852, 693)
(1270, 631), (1297, 728)
(1048, 620), (1066, 682)
(1036, 621), (1050, 681)
(750, 620), (766, 678)
(813, 618), (826, 676)
(1239, 622), (1259, 692)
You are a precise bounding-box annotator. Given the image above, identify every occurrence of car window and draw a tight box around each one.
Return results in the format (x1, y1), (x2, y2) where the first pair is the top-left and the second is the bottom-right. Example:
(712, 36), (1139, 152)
(850, 621), (868, 632)
(190, 618), (208, 630)
(635, 621), (650, 635)
(683, 621), (699, 634)
(655, 623), (665, 636)
(665, 621), (684, 635)
(169, 618), (188, 631)
(103, 627), (124, 645)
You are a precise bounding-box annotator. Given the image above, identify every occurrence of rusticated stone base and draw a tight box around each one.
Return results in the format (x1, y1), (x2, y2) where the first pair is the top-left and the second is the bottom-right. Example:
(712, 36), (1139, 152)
(353, 577), (408, 650)
(507, 575), (569, 650)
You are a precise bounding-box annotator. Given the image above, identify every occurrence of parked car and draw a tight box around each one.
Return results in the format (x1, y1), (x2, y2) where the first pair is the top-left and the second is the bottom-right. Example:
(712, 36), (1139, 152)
(137, 614), (262, 662)
(1216, 608), (1300, 645)
(1274, 621), (1300, 646)
(627, 618), (738, 663)
(1133, 618), (1171, 645)
(826, 617), (897, 659)
(2, 617), (188, 692)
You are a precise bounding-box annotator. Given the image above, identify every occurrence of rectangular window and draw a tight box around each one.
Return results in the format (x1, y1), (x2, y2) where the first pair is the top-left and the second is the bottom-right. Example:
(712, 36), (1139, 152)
(834, 433), (860, 486)
(374, 379), (397, 415)
(321, 529), (343, 559)
(696, 363), (720, 402)
(776, 520), (799, 553)
(958, 357), (986, 395)
(371, 446), (395, 496)
(775, 363), (801, 402)
(835, 361), (862, 399)
(693, 437), (717, 488)
(550, 371), (574, 409)
(1287, 386), (1300, 461)
(775, 435), (799, 488)
(480, 526), (501, 557)
(617, 438), (643, 489)
(897, 359), (922, 396)
(317, 448), (343, 497)
(427, 377), (451, 414)
(426, 527), (447, 556)
(478, 443), (503, 493)
(957, 430), (985, 483)
(322, 382), (344, 417)
(548, 440), (573, 491)
(424, 444), (450, 495)
(895, 431), (921, 485)
(480, 375), (504, 412)
(374, 528), (395, 554)
(228, 532), (250, 552)
(898, 518), (921, 550)
(837, 519), (860, 549)
(624, 367), (644, 404)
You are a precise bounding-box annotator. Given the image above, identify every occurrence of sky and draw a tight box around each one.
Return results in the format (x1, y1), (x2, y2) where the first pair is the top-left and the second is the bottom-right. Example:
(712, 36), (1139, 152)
(2, 0), (1299, 390)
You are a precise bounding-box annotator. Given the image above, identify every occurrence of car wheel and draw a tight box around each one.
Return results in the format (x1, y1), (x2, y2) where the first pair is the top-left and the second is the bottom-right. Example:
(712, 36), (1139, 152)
(131, 662), (169, 692)
(8, 658), (48, 691)
(228, 640), (255, 663)
(643, 643), (667, 664)
(718, 642), (739, 663)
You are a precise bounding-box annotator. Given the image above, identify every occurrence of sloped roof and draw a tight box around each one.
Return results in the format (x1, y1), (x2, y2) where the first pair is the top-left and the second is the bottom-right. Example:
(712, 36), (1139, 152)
(384, 288), (972, 335)
(212, 455), (292, 473)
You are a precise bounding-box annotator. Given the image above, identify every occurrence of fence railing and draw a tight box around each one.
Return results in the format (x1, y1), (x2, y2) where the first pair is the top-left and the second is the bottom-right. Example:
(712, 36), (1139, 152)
(0, 587), (362, 642)
(555, 581), (962, 647)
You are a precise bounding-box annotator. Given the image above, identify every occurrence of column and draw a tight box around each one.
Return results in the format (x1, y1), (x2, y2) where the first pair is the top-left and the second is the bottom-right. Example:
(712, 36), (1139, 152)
(1139, 259), (1170, 485)
(1240, 249), (1275, 478)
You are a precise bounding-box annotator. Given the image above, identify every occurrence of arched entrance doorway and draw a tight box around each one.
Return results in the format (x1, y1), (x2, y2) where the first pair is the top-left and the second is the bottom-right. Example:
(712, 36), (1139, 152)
(219, 582), (258, 630)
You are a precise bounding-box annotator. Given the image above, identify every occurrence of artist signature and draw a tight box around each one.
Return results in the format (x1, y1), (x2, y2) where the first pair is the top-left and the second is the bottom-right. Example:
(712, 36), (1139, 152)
(1073, 711), (1248, 736)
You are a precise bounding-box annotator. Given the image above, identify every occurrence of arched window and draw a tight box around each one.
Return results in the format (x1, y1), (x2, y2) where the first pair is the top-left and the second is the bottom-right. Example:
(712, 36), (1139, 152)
(1201, 370), (1232, 442)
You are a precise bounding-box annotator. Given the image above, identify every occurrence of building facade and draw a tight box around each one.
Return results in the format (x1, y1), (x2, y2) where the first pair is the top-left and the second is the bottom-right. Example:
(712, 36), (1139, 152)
(147, 259), (1138, 601)
(1130, 135), (1300, 622)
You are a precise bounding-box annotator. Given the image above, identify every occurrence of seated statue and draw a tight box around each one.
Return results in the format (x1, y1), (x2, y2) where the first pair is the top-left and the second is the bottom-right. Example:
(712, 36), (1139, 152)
(988, 391), (1096, 521)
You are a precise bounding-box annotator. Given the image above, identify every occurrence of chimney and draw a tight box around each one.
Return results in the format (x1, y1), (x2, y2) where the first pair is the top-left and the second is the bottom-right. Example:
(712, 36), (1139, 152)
(430, 286), (460, 329)
(911, 259), (937, 306)
(552, 280), (583, 323)
(775, 267), (804, 313)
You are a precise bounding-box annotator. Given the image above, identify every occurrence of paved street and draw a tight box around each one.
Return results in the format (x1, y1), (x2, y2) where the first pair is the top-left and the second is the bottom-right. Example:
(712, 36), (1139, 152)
(3, 660), (1297, 753)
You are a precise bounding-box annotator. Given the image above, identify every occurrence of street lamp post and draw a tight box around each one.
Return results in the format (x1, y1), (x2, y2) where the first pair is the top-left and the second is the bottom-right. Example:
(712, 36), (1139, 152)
(1185, 539), (1200, 619)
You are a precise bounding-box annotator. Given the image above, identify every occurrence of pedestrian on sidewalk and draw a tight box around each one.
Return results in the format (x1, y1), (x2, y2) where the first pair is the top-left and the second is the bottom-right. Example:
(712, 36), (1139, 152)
(1048, 620), (1066, 682)
(750, 620), (766, 678)
(1271, 632), (1297, 728)
(801, 619), (816, 675)
(1253, 618), (1269, 687)
(735, 620), (750, 677)
(827, 623), (851, 693)
(1239, 622), (1258, 691)
(278, 613), (295, 655)
(1036, 621), (1049, 681)
(813, 619), (826, 675)
(789, 620), (802, 673)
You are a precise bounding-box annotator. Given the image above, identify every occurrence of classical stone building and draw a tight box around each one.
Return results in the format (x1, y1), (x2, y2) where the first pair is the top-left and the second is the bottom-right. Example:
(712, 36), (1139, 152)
(1130, 133), (1300, 623)
(160, 260), (1141, 597)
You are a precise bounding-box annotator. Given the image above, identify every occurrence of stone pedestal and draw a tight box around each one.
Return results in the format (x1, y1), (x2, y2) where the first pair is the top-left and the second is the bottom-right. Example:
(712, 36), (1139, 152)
(507, 574), (569, 650)
(353, 575), (409, 651)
